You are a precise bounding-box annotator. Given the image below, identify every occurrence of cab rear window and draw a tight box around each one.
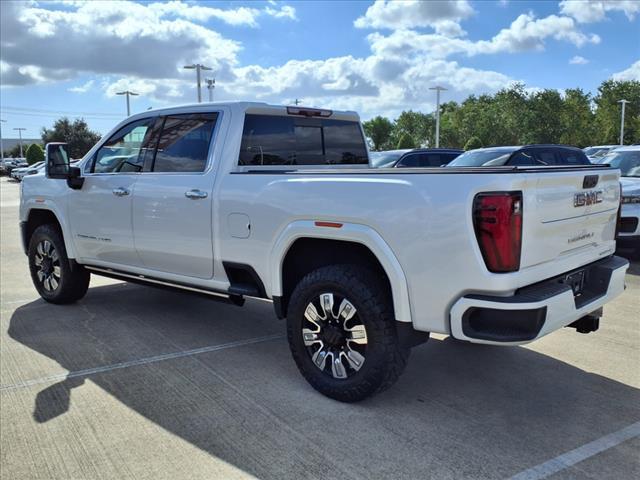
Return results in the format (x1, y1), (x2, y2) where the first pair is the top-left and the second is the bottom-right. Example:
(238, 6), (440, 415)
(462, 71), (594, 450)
(238, 114), (368, 166)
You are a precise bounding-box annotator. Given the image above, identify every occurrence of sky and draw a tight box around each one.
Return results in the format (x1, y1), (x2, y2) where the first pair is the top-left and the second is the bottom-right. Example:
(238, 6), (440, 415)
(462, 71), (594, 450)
(1, 0), (639, 139)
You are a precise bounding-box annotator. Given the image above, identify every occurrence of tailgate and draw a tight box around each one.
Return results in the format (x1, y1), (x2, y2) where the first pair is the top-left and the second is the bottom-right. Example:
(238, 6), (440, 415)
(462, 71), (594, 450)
(520, 168), (620, 269)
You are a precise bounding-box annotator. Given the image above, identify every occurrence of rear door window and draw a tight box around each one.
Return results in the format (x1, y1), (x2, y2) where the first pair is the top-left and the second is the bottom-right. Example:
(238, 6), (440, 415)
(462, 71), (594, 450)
(151, 113), (218, 173)
(238, 114), (367, 166)
(511, 148), (590, 166)
(558, 150), (590, 165)
(511, 149), (558, 166)
(396, 154), (420, 168)
(397, 153), (460, 167)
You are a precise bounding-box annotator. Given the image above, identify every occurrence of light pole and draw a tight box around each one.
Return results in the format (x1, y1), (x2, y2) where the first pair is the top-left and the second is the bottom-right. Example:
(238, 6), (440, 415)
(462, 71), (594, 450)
(429, 86), (447, 148)
(184, 64), (212, 103)
(13, 127), (26, 158)
(618, 99), (629, 146)
(116, 90), (139, 116)
(0, 119), (6, 161)
(206, 78), (216, 102)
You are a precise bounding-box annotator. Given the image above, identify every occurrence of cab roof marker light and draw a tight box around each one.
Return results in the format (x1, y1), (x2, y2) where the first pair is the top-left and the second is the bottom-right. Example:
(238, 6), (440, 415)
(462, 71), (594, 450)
(287, 107), (333, 118)
(314, 221), (343, 228)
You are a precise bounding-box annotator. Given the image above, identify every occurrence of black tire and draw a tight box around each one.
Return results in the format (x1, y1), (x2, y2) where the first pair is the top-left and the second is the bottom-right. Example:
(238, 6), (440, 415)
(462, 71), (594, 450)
(287, 264), (409, 402)
(28, 224), (90, 304)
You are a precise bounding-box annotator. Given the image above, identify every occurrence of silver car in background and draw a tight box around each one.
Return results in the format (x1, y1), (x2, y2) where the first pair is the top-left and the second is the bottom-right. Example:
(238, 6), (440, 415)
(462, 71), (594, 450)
(583, 145), (619, 162)
(596, 146), (640, 252)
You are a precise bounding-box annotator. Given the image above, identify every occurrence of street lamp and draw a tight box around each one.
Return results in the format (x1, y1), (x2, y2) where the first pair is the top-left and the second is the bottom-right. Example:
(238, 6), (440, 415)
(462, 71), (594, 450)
(116, 90), (139, 116)
(429, 86), (447, 148)
(184, 64), (212, 103)
(0, 119), (6, 162)
(13, 127), (26, 158)
(618, 99), (629, 146)
(206, 78), (216, 102)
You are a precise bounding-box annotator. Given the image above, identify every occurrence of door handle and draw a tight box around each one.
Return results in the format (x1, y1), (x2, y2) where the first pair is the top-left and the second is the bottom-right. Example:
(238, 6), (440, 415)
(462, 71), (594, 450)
(185, 189), (208, 200)
(112, 187), (130, 197)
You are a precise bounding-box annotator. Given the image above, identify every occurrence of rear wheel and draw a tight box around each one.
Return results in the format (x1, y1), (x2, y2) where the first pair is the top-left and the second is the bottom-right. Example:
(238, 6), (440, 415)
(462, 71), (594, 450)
(287, 264), (409, 402)
(28, 224), (90, 304)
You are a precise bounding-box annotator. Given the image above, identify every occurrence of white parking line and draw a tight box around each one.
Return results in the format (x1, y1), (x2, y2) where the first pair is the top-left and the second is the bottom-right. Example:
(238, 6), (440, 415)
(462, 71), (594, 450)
(509, 421), (640, 480)
(0, 333), (284, 392)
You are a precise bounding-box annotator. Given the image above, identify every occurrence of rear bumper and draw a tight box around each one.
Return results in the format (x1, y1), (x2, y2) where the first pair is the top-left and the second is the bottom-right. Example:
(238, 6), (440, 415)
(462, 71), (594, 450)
(450, 256), (629, 345)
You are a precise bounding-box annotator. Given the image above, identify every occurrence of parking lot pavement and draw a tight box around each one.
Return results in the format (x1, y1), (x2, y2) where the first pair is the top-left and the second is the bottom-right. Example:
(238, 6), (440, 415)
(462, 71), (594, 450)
(1, 176), (639, 480)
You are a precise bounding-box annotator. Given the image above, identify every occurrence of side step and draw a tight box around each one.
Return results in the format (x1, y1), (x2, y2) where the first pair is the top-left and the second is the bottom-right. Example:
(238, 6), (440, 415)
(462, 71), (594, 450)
(85, 266), (245, 306)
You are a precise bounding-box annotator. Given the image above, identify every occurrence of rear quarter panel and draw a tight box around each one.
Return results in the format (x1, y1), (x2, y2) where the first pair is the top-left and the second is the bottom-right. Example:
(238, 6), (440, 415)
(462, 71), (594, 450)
(217, 168), (617, 334)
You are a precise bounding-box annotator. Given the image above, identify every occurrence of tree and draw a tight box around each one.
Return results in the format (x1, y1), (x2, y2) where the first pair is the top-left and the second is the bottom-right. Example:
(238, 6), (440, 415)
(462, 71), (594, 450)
(392, 111), (432, 147)
(5, 144), (24, 158)
(524, 89), (564, 144)
(464, 136), (483, 150)
(593, 80), (640, 145)
(25, 143), (44, 165)
(560, 88), (595, 147)
(363, 116), (394, 151)
(492, 83), (530, 145)
(41, 117), (101, 159)
(396, 133), (416, 149)
(439, 101), (464, 148)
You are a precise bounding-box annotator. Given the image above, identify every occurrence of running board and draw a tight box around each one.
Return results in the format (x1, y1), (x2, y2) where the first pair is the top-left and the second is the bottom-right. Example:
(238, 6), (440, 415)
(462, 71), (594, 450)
(84, 266), (245, 306)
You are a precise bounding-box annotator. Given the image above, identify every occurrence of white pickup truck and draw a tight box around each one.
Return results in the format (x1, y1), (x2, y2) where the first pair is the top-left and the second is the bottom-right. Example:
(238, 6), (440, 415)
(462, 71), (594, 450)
(20, 102), (629, 401)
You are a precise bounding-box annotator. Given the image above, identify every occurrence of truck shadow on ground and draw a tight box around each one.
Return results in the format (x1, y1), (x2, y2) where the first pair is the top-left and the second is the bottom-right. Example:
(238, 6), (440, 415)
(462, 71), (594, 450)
(7, 283), (640, 480)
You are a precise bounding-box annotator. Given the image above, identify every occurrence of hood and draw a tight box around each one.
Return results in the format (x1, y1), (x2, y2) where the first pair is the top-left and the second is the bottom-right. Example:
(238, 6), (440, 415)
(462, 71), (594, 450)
(620, 177), (640, 194)
(620, 177), (640, 193)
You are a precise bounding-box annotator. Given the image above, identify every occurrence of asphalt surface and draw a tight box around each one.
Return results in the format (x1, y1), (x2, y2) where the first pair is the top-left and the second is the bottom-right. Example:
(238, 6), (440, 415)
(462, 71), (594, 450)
(1, 176), (639, 480)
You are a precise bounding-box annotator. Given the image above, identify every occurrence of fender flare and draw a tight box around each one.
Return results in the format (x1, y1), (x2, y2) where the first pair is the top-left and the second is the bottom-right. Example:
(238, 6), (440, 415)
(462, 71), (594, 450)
(269, 220), (412, 323)
(23, 201), (77, 259)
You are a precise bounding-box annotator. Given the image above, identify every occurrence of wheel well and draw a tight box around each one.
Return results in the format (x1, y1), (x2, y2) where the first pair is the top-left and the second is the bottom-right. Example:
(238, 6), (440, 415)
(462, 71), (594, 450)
(25, 209), (62, 248)
(279, 238), (393, 318)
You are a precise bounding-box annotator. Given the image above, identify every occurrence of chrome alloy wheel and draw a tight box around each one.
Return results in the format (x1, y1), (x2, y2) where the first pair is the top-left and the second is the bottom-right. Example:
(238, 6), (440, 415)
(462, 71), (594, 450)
(302, 293), (368, 379)
(34, 240), (61, 292)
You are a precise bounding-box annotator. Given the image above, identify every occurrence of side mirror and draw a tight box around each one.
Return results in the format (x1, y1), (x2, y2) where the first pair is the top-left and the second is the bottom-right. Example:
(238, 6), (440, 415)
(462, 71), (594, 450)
(45, 143), (84, 189)
(67, 166), (84, 189)
(45, 143), (70, 179)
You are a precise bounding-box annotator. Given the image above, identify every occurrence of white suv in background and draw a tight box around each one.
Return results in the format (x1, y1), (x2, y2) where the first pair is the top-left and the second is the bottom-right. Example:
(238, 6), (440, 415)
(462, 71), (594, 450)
(597, 146), (640, 251)
(584, 145), (619, 161)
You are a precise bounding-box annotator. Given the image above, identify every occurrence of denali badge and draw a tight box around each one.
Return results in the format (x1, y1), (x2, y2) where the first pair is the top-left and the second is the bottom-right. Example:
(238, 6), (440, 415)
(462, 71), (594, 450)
(574, 190), (603, 207)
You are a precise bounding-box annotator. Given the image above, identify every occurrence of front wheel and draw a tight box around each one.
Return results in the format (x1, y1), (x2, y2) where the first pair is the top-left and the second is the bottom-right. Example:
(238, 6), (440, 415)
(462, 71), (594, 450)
(28, 224), (90, 304)
(287, 264), (409, 402)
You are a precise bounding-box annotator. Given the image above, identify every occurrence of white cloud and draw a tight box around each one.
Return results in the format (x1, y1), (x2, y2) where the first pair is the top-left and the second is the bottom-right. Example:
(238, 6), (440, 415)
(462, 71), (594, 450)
(0, 1), (241, 85)
(569, 55), (589, 65)
(2, 0), (610, 121)
(365, 12), (599, 61)
(354, 0), (474, 32)
(68, 79), (94, 93)
(560, 0), (640, 23)
(473, 14), (600, 53)
(149, 1), (297, 27)
(433, 20), (467, 37)
(612, 60), (640, 81)
(264, 5), (297, 20)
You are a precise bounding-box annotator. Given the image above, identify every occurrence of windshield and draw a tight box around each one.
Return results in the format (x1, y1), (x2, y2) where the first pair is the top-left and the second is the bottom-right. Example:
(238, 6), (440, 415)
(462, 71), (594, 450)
(583, 147), (612, 158)
(447, 148), (517, 167)
(599, 150), (640, 177)
(369, 150), (409, 168)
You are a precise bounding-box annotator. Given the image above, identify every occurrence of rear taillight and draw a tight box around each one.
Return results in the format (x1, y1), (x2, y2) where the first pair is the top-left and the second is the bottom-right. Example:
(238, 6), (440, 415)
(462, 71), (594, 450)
(473, 192), (523, 273)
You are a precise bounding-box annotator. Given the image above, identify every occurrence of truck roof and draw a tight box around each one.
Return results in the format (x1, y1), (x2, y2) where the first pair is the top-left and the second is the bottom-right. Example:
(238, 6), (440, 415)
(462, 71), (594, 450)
(127, 101), (361, 122)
